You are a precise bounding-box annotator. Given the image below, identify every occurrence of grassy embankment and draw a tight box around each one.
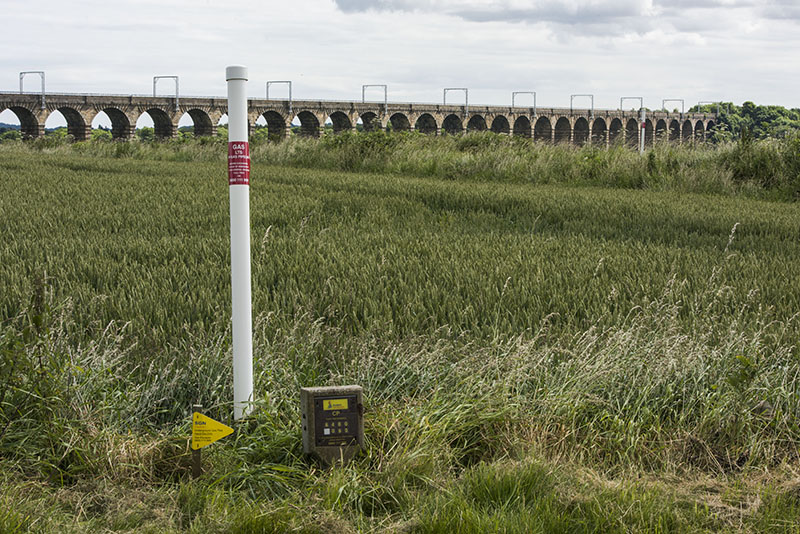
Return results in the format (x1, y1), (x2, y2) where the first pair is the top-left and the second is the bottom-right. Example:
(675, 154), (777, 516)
(1, 136), (800, 532)
(17, 129), (800, 199)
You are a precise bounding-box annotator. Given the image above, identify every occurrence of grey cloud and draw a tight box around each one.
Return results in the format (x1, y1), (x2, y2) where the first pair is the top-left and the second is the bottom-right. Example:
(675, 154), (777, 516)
(334, 0), (649, 22)
(760, 0), (800, 20)
(332, 0), (800, 38)
(333, 0), (430, 13)
(332, 0), (663, 38)
(653, 0), (800, 21)
(653, 0), (759, 6)
(453, 2), (649, 25)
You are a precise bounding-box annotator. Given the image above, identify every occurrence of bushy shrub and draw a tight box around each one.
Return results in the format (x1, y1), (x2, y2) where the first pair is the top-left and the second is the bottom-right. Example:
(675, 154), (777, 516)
(0, 129), (21, 142)
(91, 129), (112, 142)
(722, 129), (800, 193)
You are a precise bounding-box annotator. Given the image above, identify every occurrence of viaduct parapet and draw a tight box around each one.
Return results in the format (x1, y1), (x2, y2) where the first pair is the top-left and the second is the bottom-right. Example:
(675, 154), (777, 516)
(0, 93), (717, 146)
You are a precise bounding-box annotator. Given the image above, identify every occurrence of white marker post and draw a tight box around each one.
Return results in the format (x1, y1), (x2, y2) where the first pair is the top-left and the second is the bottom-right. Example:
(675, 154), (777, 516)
(639, 107), (646, 155)
(226, 65), (253, 420)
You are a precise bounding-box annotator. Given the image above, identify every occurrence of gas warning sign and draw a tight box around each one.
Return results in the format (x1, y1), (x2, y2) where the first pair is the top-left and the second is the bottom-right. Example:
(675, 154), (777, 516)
(228, 141), (250, 185)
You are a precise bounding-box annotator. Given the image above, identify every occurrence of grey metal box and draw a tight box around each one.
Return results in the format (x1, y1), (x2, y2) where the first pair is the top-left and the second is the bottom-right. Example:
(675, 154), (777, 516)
(301, 385), (364, 465)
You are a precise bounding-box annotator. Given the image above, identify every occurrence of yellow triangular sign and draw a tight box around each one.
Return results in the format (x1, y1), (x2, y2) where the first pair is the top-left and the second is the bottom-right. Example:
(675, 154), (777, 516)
(191, 412), (234, 450)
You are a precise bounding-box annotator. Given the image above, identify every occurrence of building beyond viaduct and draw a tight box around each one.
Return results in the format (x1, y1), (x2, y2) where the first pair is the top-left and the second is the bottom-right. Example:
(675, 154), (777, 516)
(0, 92), (717, 146)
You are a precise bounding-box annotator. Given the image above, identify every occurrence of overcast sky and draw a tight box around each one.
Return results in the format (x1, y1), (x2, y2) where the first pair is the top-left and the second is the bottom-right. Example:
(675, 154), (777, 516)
(2, 0), (799, 127)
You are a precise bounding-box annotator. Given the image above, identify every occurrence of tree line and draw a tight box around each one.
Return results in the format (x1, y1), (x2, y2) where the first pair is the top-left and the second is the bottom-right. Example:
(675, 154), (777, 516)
(691, 101), (800, 141)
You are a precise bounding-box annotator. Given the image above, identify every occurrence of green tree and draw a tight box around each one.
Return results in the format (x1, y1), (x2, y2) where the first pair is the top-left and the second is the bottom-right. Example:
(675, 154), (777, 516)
(91, 129), (112, 142)
(691, 101), (800, 141)
(0, 130), (21, 141)
(137, 127), (154, 141)
(45, 127), (69, 139)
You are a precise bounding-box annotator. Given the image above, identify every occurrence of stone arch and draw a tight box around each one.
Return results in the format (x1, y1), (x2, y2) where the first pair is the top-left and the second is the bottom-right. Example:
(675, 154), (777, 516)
(2, 106), (41, 138)
(554, 117), (571, 144)
(442, 114), (463, 135)
(609, 118), (623, 145)
(694, 121), (705, 141)
(92, 108), (133, 140)
(533, 116), (551, 142)
(0, 109), (22, 134)
(43, 109), (66, 134)
(49, 107), (88, 140)
(669, 120), (680, 142)
(138, 108), (174, 139)
(89, 111), (112, 139)
(390, 113), (411, 132)
(645, 119), (654, 146)
(490, 115), (510, 135)
(327, 111), (352, 134)
(625, 118), (639, 147)
(294, 111), (321, 137)
(360, 112), (381, 132)
(183, 108), (214, 137)
(514, 116), (532, 138)
(466, 115), (487, 133)
(655, 119), (668, 141)
(262, 110), (287, 139)
(573, 117), (589, 146)
(415, 113), (437, 134)
(682, 120), (693, 142)
(591, 118), (607, 145)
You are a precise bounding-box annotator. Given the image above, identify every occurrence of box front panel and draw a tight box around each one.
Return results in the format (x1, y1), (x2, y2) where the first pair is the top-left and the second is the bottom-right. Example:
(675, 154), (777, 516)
(314, 394), (359, 447)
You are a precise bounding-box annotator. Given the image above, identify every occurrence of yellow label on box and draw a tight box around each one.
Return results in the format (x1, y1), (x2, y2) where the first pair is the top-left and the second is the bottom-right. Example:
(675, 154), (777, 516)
(323, 398), (348, 410)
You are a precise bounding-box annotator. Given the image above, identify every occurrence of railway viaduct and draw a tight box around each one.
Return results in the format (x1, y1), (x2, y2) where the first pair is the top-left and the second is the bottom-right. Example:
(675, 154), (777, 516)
(0, 92), (717, 146)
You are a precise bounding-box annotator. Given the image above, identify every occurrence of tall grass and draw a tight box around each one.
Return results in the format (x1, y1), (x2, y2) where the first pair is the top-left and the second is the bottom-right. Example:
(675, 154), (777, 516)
(4, 130), (800, 199)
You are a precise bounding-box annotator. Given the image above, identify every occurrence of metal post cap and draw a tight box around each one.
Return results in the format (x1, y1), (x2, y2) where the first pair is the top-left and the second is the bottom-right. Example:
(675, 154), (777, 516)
(226, 65), (248, 81)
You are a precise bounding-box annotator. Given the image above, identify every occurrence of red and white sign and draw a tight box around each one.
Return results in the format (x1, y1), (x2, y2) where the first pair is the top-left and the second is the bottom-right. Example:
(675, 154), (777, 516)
(228, 141), (250, 186)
